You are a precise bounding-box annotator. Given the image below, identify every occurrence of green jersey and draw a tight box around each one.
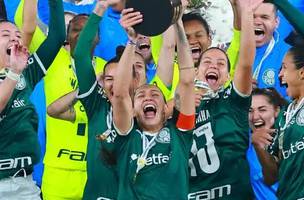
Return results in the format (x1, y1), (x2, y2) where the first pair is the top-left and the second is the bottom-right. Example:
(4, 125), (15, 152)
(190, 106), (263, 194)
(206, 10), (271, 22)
(272, 102), (304, 200)
(113, 115), (193, 200)
(0, 0), (65, 179)
(74, 13), (118, 200)
(189, 83), (253, 200)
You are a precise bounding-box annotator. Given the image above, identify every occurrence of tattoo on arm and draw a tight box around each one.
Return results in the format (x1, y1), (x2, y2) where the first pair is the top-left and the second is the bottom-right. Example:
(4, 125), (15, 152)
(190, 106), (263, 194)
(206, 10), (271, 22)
(176, 23), (188, 45)
(175, 93), (181, 111)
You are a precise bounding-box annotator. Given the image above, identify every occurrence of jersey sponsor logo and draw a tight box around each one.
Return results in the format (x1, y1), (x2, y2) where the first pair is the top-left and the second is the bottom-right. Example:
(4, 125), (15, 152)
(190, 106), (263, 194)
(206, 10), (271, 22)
(262, 68), (275, 86)
(15, 74), (26, 90)
(282, 136), (304, 159)
(57, 149), (87, 161)
(130, 153), (170, 166)
(0, 156), (32, 170)
(11, 98), (26, 109)
(155, 128), (170, 143)
(188, 184), (231, 200)
(296, 108), (304, 126)
(196, 110), (210, 124)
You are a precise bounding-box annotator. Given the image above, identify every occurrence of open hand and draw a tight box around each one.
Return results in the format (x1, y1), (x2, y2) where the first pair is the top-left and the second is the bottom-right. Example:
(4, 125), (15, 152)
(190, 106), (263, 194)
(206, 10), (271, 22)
(237, 0), (264, 11)
(119, 8), (143, 41)
(8, 44), (29, 74)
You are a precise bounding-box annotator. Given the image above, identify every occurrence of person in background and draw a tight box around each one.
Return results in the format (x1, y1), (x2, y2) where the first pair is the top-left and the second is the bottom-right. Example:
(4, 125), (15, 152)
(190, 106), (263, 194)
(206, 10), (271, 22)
(38, 0), (128, 61)
(253, 45), (304, 200)
(247, 87), (288, 200)
(182, 12), (212, 69)
(229, 0), (290, 99)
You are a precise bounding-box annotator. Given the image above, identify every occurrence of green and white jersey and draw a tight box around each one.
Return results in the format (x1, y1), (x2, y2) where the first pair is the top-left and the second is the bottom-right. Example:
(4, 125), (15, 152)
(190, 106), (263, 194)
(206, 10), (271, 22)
(0, 0), (64, 180)
(79, 85), (118, 200)
(0, 53), (47, 179)
(75, 12), (118, 200)
(189, 83), (252, 200)
(113, 116), (193, 200)
(272, 101), (304, 200)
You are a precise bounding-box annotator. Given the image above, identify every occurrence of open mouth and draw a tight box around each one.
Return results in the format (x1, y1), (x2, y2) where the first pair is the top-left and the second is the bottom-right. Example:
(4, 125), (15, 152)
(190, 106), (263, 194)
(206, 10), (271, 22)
(6, 48), (11, 55)
(138, 43), (150, 51)
(254, 28), (265, 40)
(279, 78), (288, 88)
(253, 120), (265, 129)
(205, 72), (218, 86)
(143, 104), (157, 118)
(191, 47), (202, 60)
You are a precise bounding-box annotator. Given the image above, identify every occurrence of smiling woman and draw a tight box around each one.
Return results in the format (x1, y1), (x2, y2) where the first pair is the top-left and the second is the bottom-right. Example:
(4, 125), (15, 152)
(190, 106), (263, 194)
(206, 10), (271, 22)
(248, 87), (287, 199)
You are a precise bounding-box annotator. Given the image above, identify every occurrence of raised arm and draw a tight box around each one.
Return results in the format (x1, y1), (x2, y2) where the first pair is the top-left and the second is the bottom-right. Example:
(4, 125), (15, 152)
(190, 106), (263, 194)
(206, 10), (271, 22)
(272, 0), (304, 37)
(34, 0), (65, 69)
(112, 8), (142, 134)
(21, 0), (37, 48)
(227, 0), (241, 79)
(233, 0), (263, 95)
(174, 4), (195, 117)
(73, 0), (114, 118)
(47, 90), (78, 122)
(156, 25), (176, 87)
(23, 0), (65, 88)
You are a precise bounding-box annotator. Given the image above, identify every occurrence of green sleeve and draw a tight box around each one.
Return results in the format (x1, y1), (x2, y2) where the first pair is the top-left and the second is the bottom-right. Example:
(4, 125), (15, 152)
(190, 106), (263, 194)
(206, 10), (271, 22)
(273, 0), (304, 37)
(23, 0), (65, 89)
(227, 29), (241, 80)
(34, 0), (65, 71)
(74, 13), (102, 118)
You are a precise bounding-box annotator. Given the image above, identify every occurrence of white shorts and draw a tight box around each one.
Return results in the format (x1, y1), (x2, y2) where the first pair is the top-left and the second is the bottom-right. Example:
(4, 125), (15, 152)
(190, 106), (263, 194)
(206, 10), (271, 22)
(0, 169), (41, 200)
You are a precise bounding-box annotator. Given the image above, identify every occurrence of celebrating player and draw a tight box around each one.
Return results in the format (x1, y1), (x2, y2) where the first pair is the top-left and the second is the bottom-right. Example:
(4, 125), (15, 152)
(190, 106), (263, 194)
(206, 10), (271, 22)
(0, 0), (65, 198)
(111, 1), (195, 199)
(188, 0), (263, 199)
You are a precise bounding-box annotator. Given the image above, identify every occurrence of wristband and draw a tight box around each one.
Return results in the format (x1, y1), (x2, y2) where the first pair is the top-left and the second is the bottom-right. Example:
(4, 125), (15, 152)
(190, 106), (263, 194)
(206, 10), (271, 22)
(6, 70), (21, 82)
(127, 40), (137, 46)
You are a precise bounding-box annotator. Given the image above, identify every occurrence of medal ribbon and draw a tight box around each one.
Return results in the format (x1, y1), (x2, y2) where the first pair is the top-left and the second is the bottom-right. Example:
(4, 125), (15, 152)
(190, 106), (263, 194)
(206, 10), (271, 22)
(135, 133), (158, 175)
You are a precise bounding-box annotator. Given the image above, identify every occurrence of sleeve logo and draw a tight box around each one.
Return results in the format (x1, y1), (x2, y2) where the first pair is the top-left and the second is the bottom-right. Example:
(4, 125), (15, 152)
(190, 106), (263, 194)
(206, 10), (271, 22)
(15, 74), (26, 90)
